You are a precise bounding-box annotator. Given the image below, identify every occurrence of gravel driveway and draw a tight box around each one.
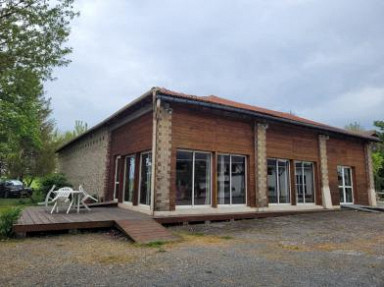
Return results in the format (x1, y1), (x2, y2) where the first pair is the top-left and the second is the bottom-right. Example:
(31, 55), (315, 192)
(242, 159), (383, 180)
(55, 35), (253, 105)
(1, 210), (383, 286)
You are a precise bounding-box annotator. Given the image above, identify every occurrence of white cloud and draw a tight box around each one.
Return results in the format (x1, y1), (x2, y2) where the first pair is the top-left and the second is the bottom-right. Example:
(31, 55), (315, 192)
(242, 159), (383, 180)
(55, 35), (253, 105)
(45, 0), (384, 131)
(300, 87), (384, 129)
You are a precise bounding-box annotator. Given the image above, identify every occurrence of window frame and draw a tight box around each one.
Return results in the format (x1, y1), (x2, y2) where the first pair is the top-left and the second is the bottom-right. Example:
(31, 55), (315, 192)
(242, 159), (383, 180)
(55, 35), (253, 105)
(294, 161), (316, 204)
(217, 153), (248, 206)
(113, 155), (121, 201)
(122, 154), (136, 204)
(138, 151), (152, 208)
(338, 165), (354, 204)
(267, 158), (291, 205)
(176, 149), (212, 208)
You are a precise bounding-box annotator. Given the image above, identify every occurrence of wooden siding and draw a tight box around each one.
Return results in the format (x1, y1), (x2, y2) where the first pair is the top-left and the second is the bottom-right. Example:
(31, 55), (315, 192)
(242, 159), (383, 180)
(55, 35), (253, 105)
(107, 112), (153, 202)
(327, 137), (368, 205)
(170, 105), (255, 210)
(266, 123), (322, 205)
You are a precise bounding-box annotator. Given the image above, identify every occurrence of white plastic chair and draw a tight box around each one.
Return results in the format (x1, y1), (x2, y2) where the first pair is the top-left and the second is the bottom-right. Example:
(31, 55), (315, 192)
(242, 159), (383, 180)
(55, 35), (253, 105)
(50, 187), (73, 214)
(79, 185), (98, 211)
(38, 185), (56, 212)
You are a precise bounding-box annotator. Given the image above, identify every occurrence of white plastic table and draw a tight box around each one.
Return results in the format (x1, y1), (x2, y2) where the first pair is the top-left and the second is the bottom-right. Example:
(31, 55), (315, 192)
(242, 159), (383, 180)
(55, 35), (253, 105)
(53, 189), (84, 214)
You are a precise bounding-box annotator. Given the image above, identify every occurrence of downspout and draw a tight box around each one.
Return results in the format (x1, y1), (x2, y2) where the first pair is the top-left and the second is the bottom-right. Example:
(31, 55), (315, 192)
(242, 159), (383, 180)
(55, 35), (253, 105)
(150, 89), (160, 216)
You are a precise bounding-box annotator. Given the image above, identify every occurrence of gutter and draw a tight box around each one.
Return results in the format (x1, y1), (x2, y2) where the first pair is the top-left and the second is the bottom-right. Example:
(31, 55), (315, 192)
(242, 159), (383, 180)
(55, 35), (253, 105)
(156, 93), (379, 142)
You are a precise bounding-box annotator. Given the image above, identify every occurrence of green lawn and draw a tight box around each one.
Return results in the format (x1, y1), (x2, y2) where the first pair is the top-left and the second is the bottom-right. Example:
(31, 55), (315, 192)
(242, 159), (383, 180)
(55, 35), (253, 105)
(0, 198), (34, 213)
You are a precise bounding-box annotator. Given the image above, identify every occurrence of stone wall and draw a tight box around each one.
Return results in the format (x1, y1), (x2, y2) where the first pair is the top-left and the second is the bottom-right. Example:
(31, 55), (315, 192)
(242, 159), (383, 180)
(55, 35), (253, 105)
(318, 135), (333, 208)
(255, 122), (268, 207)
(365, 143), (377, 207)
(57, 128), (110, 200)
(154, 103), (172, 211)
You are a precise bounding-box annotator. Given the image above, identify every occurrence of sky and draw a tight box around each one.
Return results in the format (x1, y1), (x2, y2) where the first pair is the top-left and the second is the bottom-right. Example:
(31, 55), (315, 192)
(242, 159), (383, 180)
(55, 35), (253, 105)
(45, 0), (384, 132)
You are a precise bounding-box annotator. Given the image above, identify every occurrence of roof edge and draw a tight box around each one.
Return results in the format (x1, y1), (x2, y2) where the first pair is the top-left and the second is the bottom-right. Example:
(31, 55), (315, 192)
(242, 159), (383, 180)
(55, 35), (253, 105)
(156, 91), (379, 142)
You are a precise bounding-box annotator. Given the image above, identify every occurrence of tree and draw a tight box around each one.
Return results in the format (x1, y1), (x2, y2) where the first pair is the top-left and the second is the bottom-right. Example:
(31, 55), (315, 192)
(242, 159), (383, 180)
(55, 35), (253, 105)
(373, 120), (384, 192)
(344, 121), (364, 132)
(0, 0), (78, 180)
(0, 0), (78, 79)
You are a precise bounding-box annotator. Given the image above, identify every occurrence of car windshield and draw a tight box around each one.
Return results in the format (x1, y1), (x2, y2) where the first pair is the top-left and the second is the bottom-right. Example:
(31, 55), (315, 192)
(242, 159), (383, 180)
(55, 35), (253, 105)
(9, 180), (23, 186)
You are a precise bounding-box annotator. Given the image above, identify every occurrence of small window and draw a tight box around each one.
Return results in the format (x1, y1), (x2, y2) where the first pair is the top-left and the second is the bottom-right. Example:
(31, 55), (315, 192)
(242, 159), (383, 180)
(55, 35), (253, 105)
(295, 161), (315, 204)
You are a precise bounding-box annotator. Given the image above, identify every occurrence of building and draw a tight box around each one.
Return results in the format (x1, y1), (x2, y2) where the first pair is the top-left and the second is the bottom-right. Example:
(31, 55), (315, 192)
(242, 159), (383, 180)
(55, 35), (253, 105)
(57, 87), (378, 219)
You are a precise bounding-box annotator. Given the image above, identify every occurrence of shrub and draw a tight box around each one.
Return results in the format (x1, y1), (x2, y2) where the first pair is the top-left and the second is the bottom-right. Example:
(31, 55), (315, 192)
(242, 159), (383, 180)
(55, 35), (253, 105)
(30, 189), (45, 204)
(39, 173), (72, 196)
(0, 207), (22, 238)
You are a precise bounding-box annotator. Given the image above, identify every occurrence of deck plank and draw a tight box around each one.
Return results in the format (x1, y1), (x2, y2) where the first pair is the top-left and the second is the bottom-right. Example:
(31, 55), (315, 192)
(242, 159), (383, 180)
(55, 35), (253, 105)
(13, 207), (179, 244)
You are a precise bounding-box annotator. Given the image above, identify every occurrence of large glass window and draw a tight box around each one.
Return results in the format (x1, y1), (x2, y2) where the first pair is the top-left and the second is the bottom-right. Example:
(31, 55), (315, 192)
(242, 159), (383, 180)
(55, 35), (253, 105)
(217, 154), (246, 205)
(295, 161), (315, 203)
(123, 155), (135, 202)
(338, 166), (354, 204)
(176, 150), (211, 206)
(139, 152), (152, 205)
(268, 159), (290, 204)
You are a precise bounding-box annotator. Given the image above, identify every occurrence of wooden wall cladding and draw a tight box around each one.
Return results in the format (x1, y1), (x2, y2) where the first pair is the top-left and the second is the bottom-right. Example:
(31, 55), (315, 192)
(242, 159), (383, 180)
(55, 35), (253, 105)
(107, 112), (153, 201)
(267, 123), (319, 162)
(327, 137), (368, 205)
(170, 105), (256, 209)
(110, 112), (153, 156)
(266, 123), (322, 205)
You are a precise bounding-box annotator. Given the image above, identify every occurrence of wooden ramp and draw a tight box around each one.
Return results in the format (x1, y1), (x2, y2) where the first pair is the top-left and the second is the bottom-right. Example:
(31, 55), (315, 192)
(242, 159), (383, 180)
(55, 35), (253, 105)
(115, 219), (179, 244)
(13, 207), (179, 244)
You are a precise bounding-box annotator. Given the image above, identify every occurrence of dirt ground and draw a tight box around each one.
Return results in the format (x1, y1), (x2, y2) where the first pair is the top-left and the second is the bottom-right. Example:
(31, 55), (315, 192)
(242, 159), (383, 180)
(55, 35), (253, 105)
(0, 210), (383, 286)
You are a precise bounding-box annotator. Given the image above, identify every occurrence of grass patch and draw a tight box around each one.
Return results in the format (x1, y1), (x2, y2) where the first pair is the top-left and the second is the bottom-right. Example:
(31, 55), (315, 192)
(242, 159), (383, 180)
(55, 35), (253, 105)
(141, 240), (167, 248)
(188, 232), (205, 237)
(220, 236), (233, 240)
(0, 198), (33, 213)
(0, 207), (22, 238)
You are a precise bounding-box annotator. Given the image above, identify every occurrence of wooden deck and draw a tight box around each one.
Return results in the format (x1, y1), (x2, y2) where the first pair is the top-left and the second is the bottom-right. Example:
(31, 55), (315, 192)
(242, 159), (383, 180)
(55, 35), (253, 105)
(154, 209), (331, 224)
(13, 207), (179, 244)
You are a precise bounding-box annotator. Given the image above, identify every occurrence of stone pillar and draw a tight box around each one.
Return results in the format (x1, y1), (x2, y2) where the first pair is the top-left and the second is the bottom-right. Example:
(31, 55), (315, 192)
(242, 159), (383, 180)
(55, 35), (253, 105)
(255, 122), (268, 207)
(154, 103), (173, 211)
(365, 143), (377, 207)
(318, 135), (333, 209)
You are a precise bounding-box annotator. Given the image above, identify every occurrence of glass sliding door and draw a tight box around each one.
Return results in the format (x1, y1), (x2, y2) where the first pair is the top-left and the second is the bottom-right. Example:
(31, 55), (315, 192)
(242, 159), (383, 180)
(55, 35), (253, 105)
(217, 155), (230, 204)
(267, 159), (290, 204)
(217, 154), (246, 205)
(139, 152), (152, 206)
(295, 161), (315, 204)
(176, 150), (211, 206)
(123, 155), (135, 203)
(338, 166), (354, 204)
(176, 151), (193, 206)
(194, 152), (211, 205)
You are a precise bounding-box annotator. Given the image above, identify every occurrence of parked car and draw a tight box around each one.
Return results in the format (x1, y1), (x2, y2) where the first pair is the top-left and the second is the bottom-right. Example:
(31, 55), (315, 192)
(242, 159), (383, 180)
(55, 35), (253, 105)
(0, 180), (32, 198)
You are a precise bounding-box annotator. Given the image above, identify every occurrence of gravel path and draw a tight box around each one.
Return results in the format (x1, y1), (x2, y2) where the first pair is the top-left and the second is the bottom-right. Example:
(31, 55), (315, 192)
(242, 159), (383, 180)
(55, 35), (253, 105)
(0, 210), (383, 286)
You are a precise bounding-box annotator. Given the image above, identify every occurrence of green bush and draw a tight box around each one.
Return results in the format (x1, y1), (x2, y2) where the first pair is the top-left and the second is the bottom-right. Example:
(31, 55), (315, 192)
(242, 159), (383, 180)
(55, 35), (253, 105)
(30, 189), (45, 204)
(39, 173), (72, 196)
(0, 207), (22, 238)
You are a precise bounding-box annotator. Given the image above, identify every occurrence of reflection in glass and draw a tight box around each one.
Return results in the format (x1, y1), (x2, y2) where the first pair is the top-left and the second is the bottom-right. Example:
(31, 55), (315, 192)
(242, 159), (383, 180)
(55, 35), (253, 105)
(217, 155), (246, 205)
(268, 159), (290, 204)
(124, 156), (135, 202)
(338, 166), (354, 204)
(139, 152), (152, 205)
(176, 151), (211, 206)
(295, 162), (314, 203)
